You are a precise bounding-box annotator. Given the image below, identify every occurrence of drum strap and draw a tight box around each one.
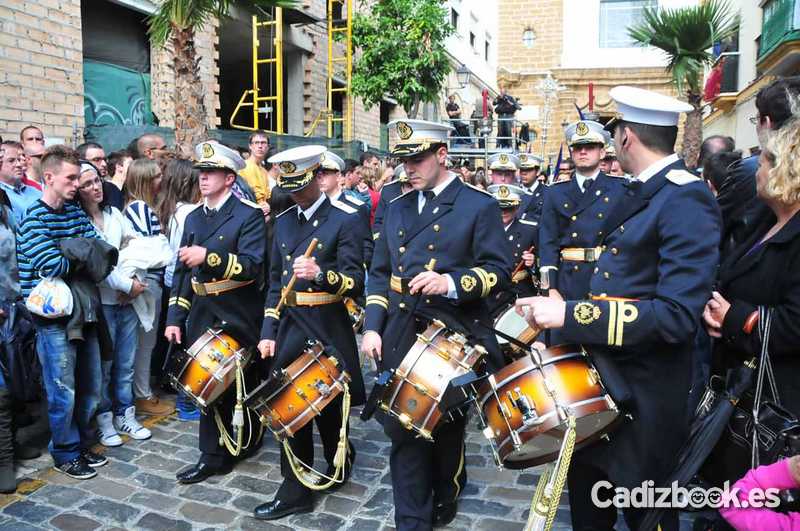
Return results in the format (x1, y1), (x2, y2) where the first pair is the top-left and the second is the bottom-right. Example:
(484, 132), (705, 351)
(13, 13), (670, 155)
(525, 415), (577, 531)
(282, 384), (352, 491)
(213, 355), (263, 456)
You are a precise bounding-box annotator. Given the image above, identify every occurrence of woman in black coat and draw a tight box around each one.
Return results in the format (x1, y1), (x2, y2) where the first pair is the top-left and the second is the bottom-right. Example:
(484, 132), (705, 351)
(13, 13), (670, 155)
(704, 120), (800, 417)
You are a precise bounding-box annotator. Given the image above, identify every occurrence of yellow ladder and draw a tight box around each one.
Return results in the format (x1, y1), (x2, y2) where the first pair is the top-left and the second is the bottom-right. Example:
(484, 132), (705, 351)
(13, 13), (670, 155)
(230, 10), (284, 133)
(326, 0), (352, 141)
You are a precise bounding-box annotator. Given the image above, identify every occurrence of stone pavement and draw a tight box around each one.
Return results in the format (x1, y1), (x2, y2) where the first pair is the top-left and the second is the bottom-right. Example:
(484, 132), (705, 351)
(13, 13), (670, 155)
(0, 393), (706, 530)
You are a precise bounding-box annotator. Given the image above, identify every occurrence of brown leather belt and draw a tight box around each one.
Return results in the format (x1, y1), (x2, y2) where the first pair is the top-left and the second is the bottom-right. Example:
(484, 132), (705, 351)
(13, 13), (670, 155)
(281, 289), (342, 307)
(561, 247), (602, 262)
(191, 278), (254, 296)
(390, 274), (412, 294)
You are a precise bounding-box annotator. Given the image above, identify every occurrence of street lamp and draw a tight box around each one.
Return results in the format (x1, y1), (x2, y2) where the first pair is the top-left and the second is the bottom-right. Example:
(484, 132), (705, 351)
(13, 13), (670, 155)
(456, 64), (471, 89)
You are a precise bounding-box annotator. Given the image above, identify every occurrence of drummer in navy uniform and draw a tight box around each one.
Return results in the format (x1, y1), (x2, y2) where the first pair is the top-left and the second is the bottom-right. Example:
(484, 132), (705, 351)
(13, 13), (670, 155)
(361, 119), (512, 530)
(517, 153), (547, 222)
(537, 119), (626, 345)
(372, 164), (412, 242)
(515, 86), (720, 531)
(165, 142), (267, 484)
(317, 150), (373, 266)
(487, 152), (520, 185)
(253, 145), (366, 521)
(485, 184), (539, 318)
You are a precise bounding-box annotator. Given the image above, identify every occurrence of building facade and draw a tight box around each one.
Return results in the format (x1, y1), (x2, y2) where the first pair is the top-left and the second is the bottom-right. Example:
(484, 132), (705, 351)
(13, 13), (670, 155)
(703, 0), (798, 156)
(496, 0), (695, 164)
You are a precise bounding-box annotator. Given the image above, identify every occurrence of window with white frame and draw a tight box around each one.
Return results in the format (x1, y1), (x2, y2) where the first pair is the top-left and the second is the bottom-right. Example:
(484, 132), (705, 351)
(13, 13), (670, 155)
(598, 0), (657, 48)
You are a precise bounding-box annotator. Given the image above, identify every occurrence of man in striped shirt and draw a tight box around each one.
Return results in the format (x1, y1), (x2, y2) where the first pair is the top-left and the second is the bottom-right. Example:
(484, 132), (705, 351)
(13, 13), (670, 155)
(16, 145), (106, 480)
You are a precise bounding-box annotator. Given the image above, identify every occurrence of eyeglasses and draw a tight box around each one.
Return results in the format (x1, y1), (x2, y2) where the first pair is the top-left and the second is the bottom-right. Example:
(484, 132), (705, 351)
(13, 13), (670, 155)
(78, 177), (102, 190)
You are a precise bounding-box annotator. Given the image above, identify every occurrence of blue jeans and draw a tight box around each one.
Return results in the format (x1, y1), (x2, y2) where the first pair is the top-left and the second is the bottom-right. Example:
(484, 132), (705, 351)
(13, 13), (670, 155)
(100, 304), (139, 416)
(36, 322), (102, 465)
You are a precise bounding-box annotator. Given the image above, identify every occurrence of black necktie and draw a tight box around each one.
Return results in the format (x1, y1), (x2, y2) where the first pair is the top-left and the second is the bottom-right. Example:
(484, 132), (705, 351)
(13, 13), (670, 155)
(583, 178), (594, 194)
(205, 207), (216, 218)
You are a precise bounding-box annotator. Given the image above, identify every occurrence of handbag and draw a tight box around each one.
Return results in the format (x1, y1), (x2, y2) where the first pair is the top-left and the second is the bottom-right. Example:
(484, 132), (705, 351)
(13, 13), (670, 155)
(701, 307), (800, 486)
(24, 276), (73, 319)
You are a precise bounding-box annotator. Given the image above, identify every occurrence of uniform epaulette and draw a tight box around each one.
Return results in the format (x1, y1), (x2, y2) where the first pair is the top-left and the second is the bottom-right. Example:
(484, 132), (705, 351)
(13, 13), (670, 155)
(384, 180), (402, 189)
(331, 199), (358, 214)
(518, 219), (538, 226)
(239, 198), (261, 210)
(607, 174), (629, 180)
(550, 179), (570, 185)
(464, 182), (493, 197)
(275, 205), (298, 219)
(390, 189), (416, 203)
(346, 195), (365, 206)
(665, 169), (700, 186)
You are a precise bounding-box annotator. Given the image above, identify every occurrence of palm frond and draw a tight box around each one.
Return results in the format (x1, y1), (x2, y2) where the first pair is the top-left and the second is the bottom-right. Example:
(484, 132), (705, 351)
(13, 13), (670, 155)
(148, 0), (296, 46)
(628, 0), (739, 94)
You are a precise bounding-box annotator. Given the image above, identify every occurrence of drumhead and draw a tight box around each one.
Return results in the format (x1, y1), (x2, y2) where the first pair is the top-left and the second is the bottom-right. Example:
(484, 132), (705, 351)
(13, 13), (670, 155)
(494, 307), (531, 345)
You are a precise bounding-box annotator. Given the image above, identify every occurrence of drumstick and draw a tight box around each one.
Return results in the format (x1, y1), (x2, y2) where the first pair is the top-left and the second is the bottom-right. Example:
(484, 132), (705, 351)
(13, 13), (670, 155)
(276, 237), (319, 314)
(511, 246), (535, 277)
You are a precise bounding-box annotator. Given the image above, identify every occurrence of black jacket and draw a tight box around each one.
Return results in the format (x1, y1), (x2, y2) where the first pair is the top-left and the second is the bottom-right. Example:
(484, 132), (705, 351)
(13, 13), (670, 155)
(715, 208), (800, 414)
(59, 238), (117, 358)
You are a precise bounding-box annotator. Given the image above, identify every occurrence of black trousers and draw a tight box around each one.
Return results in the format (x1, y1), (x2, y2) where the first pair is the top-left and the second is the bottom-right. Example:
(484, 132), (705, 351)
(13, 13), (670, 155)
(276, 394), (348, 502)
(385, 415), (468, 531)
(199, 367), (263, 467)
(497, 113), (514, 148)
(567, 460), (679, 531)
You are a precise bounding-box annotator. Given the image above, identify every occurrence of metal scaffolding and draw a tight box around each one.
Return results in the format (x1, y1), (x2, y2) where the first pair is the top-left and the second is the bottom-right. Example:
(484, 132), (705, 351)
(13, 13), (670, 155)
(229, 9), (284, 134)
(327, 0), (353, 141)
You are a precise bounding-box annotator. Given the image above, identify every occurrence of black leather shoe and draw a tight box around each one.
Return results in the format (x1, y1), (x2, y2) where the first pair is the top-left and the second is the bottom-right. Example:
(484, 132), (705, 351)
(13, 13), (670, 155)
(176, 462), (232, 484)
(253, 498), (313, 521)
(433, 501), (458, 527)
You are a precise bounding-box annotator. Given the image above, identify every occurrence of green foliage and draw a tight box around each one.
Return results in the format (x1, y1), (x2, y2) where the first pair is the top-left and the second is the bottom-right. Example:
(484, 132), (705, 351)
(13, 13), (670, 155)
(628, 0), (739, 95)
(148, 0), (294, 46)
(352, 0), (453, 117)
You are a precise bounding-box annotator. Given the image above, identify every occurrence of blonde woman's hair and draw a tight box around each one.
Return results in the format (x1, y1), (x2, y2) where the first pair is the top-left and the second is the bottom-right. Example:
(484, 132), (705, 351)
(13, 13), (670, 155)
(125, 158), (161, 208)
(763, 118), (800, 205)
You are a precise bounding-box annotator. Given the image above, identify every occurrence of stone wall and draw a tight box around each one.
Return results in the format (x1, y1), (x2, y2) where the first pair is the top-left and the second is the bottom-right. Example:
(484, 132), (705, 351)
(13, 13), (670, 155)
(0, 0), (84, 141)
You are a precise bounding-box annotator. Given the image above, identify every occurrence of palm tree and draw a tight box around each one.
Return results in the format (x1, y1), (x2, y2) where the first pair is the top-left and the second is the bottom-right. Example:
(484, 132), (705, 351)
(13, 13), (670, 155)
(148, 1), (289, 156)
(628, 0), (739, 167)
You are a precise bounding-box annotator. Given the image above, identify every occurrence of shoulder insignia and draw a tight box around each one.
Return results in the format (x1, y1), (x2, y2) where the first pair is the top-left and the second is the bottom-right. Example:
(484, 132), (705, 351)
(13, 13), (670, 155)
(518, 219), (538, 227)
(275, 205), (298, 219)
(239, 198), (261, 210)
(665, 169), (700, 186)
(331, 199), (358, 214)
(384, 180), (401, 189)
(464, 182), (493, 197)
(347, 196), (365, 206)
(551, 179), (570, 186)
(390, 189), (416, 204)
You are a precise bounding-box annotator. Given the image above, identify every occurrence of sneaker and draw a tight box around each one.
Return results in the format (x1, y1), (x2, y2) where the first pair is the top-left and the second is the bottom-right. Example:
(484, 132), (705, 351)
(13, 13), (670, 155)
(96, 411), (123, 447)
(177, 394), (201, 422)
(54, 457), (97, 479)
(81, 449), (108, 468)
(135, 396), (175, 416)
(178, 407), (201, 422)
(114, 406), (152, 440)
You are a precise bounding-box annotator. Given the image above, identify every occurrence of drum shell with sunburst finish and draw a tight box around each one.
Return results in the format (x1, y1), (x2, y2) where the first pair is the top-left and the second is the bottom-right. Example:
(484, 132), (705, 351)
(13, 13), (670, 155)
(479, 344), (620, 469)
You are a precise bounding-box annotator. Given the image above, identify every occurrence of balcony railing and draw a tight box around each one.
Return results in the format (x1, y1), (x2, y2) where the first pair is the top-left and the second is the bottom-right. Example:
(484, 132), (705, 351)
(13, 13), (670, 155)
(759, 0), (800, 61)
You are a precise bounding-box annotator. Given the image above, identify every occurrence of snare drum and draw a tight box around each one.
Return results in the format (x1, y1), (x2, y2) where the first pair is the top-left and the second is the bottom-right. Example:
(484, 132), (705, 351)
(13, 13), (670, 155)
(168, 329), (251, 410)
(479, 344), (619, 469)
(493, 304), (541, 360)
(244, 341), (350, 441)
(378, 320), (487, 440)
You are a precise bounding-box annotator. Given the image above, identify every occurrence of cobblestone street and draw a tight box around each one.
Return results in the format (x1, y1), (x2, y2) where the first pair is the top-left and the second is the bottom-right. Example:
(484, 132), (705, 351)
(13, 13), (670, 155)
(0, 386), (707, 531)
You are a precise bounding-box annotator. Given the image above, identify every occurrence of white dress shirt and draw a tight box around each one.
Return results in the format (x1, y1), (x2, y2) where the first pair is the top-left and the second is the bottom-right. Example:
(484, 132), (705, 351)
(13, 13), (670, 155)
(635, 153), (680, 183)
(574, 169), (600, 193)
(298, 192), (327, 222)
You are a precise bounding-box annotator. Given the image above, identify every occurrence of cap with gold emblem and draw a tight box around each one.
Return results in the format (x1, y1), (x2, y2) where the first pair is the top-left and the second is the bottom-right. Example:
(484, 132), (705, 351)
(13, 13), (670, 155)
(388, 119), (454, 158)
(518, 153), (543, 170)
(194, 141), (246, 174)
(564, 120), (607, 148)
(603, 145), (617, 160)
(268, 145), (327, 192)
(488, 183), (525, 209)
(320, 150), (345, 172)
(393, 163), (408, 183)
(604, 85), (694, 131)
(487, 152), (520, 171)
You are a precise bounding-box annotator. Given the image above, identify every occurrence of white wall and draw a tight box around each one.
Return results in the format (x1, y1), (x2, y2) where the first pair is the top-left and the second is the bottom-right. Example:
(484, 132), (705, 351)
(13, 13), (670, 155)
(561, 0), (698, 70)
(445, 0), (498, 95)
(737, 0), (761, 91)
